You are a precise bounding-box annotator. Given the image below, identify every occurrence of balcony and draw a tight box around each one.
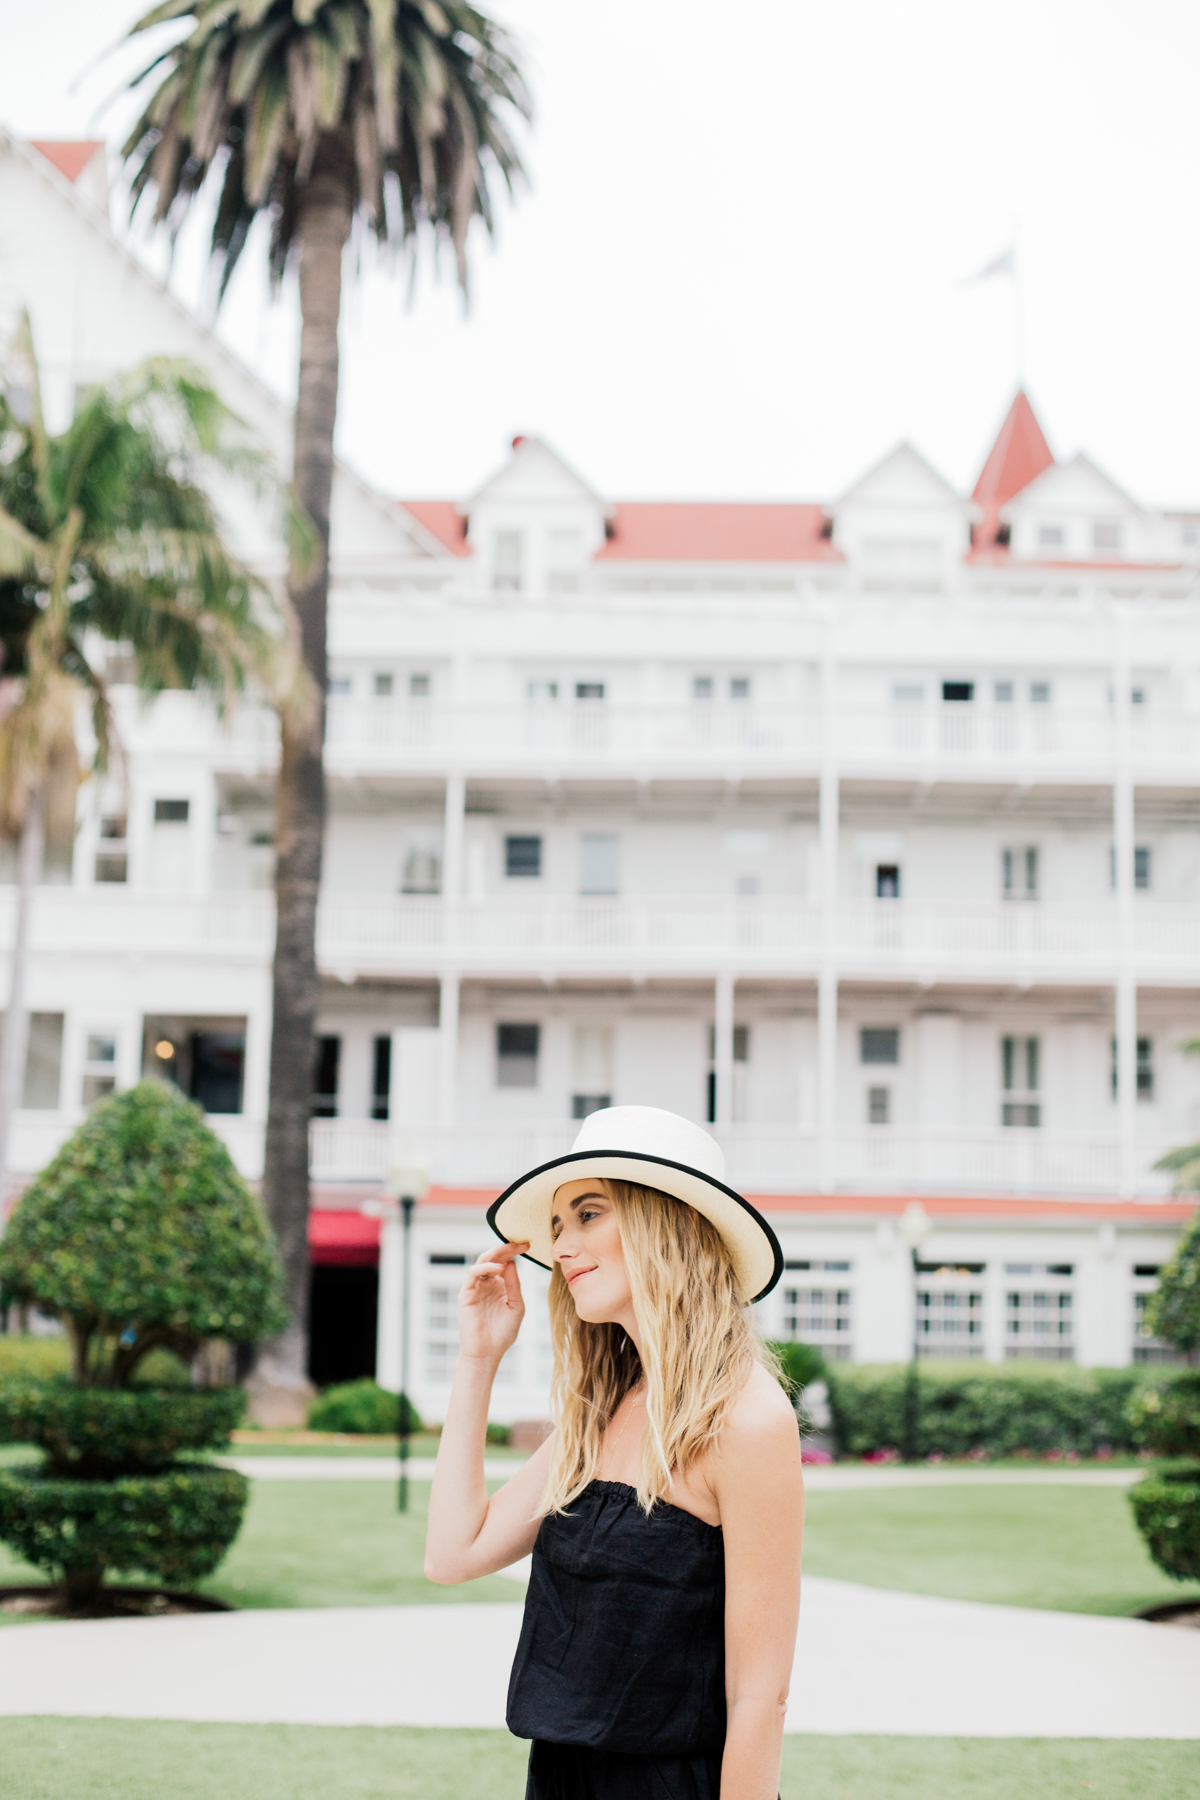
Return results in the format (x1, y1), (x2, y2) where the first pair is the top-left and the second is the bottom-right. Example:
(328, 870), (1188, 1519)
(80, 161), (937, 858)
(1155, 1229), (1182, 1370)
(5, 890), (1196, 982)
(307, 1118), (1178, 1198)
(202, 696), (1200, 782)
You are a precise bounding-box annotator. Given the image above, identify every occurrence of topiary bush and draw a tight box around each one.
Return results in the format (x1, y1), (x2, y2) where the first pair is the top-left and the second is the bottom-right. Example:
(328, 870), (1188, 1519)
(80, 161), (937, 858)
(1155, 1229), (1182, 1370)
(0, 1083), (285, 1609)
(824, 1362), (1150, 1460)
(307, 1379), (421, 1436)
(1128, 1462), (1200, 1583)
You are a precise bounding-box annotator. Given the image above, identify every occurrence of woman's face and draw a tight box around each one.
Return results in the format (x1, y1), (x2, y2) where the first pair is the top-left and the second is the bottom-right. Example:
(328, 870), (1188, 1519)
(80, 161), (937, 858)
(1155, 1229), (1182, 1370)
(550, 1178), (636, 1330)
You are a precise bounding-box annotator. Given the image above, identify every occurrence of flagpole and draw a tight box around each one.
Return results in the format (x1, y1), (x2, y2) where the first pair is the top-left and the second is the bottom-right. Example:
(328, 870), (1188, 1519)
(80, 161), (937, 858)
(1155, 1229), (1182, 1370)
(1011, 219), (1026, 390)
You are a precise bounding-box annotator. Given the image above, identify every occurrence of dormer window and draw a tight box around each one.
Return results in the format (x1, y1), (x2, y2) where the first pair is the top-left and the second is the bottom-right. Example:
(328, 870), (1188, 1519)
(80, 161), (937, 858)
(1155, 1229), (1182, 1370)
(1037, 524), (1064, 548)
(1093, 521), (1121, 551)
(546, 529), (581, 594)
(493, 530), (522, 591)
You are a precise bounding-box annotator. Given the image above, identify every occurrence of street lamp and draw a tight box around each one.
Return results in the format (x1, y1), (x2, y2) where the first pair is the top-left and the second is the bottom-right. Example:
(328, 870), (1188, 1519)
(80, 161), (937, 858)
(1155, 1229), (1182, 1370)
(382, 1144), (431, 1513)
(896, 1201), (933, 1464)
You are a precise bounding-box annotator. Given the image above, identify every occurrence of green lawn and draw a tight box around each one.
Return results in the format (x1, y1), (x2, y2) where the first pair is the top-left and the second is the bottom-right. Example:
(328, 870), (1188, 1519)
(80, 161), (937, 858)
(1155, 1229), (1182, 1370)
(0, 1721), (1194, 1800)
(803, 1483), (1200, 1618)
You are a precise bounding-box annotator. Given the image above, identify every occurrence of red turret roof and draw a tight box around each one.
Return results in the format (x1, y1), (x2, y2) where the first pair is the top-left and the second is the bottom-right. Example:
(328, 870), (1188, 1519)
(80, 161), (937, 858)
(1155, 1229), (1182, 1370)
(971, 391), (1054, 554)
(30, 140), (104, 184)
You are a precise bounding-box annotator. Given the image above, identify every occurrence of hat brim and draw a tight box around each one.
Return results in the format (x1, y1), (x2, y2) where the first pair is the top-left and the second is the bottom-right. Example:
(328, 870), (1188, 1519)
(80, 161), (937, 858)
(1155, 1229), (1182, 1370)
(487, 1149), (783, 1304)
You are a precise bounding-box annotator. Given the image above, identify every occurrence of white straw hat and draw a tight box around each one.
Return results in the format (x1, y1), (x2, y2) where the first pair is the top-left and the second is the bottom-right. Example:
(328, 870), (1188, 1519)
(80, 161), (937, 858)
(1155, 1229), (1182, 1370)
(487, 1105), (783, 1304)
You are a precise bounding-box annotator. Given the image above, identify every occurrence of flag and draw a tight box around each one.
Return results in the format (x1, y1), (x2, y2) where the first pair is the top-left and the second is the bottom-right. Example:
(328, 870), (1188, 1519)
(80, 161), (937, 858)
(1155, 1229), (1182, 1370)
(963, 247), (1015, 285)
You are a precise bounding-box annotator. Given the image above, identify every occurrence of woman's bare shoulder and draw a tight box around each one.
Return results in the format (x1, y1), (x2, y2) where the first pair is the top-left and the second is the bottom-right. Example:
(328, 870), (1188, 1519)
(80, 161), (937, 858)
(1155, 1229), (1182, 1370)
(722, 1362), (800, 1452)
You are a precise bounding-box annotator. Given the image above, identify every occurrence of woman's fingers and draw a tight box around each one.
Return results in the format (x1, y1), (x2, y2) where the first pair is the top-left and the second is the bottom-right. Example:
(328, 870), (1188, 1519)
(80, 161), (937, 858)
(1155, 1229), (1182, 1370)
(461, 1241), (530, 1307)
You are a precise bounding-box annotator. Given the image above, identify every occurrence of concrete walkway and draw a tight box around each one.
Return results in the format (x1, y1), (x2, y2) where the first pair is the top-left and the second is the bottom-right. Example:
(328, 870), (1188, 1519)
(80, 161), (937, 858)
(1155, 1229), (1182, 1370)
(222, 1456), (1144, 1488)
(0, 1579), (1195, 1737)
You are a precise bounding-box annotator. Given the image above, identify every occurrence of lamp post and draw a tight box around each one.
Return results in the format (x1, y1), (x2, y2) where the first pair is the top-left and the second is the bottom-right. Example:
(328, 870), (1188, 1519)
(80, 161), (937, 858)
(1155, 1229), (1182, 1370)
(381, 1146), (430, 1513)
(896, 1201), (933, 1464)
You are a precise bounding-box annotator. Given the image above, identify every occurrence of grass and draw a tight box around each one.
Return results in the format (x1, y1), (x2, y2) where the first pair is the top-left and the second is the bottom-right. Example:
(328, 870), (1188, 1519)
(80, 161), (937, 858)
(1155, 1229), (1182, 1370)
(803, 1483), (1200, 1617)
(0, 1478), (521, 1617)
(0, 1721), (1195, 1800)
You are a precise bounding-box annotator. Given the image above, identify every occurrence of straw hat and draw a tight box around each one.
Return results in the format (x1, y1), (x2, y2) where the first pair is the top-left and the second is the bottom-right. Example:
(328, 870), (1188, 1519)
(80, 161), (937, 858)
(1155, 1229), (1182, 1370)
(487, 1105), (783, 1303)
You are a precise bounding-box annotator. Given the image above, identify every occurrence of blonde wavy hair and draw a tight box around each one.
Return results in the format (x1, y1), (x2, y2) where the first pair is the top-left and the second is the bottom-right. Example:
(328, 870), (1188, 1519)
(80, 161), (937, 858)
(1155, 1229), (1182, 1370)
(540, 1179), (769, 1515)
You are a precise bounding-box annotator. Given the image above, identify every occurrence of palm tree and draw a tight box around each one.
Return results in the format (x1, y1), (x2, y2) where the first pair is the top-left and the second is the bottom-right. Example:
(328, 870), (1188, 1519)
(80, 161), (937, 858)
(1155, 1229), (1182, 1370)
(120, 1), (529, 1400)
(0, 314), (280, 1197)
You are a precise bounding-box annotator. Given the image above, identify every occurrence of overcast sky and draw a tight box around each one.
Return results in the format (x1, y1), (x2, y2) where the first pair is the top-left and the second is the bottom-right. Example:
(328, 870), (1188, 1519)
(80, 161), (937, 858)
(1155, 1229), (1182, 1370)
(4, 1), (1200, 507)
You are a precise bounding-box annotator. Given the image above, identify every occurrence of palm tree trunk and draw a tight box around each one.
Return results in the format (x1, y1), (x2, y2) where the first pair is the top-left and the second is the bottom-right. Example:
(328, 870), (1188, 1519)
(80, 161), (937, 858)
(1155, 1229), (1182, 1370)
(256, 140), (354, 1408)
(0, 789), (43, 1211)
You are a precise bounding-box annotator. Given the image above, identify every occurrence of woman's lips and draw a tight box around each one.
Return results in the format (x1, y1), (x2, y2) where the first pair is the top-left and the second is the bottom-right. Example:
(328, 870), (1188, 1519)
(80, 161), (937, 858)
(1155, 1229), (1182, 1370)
(566, 1267), (597, 1288)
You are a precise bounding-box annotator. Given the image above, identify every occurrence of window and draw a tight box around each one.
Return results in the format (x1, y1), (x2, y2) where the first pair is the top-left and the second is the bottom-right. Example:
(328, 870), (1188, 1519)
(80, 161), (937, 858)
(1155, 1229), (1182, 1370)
(916, 1263), (986, 1359)
(1135, 846), (1151, 890)
(493, 530), (522, 591)
(942, 681), (974, 703)
(1002, 847), (1038, 900)
(993, 680), (1015, 703)
(497, 1023), (539, 1088)
(425, 1283), (459, 1382)
(1001, 1036), (1040, 1127)
(572, 1025), (612, 1120)
(579, 833), (619, 896)
(372, 1036), (391, 1122)
(21, 1013), (63, 1109)
(1131, 1264), (1180, 1363)
(401, 841), (441, 894)
(1131, 688), (1146, 706)
(575, 681), (605, 700)
(1030, 681), (1052, 705)
(729, 676), (751, 700)
(875, 864), (900, 899)
(546, 528), (581, 593)
(82, 1032), (116, 1107)
(1110, 1037), (1154, 1101)
(893, 682), (924, 703)
(409, 672), (431, 698)
(527, 679), (559, 702)
(505, 835), (542, 879)
(708, 1025), (750, 1062)
(328, 676), (352, 697)
(154, 799), (189, 824)
(1037, 524), (1064, 548)
(430, 1254), (467, 1266)
(95, 815), (128, 884)
(860, 1027), (899, 1065)
(144, 1017), (246, 1114)
(312, 1035), (340, 1118)
(373, 672), (394, 697)
(1093, 521), (1121, 551)
(780, 1268), (853, 1360)
(867, 1085), (890, 1125)
(692, 676), (714, 701)
(1005, 1264), (1074, 1360)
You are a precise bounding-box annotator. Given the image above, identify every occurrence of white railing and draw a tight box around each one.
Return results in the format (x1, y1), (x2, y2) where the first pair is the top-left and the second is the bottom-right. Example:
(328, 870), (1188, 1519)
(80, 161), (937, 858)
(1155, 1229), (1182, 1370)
(306, 1117), (1178, 1197)
(4, 889), (1198, 979)
(200, 696), (1200, 779)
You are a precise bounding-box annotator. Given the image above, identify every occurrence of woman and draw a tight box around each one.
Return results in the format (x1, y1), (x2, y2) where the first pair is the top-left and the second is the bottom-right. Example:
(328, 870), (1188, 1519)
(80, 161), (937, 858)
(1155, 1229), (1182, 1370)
(426, 1104), (804, 1800)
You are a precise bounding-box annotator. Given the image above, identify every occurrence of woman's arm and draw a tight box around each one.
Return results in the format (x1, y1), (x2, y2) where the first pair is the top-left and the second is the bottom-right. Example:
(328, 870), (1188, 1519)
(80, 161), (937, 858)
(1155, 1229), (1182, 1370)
(711, 1368), (805, 1800)
(424, 1240), (552, 1583)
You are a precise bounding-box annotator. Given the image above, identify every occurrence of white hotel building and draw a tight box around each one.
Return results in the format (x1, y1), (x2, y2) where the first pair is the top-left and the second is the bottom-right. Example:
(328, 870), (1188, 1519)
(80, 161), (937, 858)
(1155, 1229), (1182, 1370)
(0, 134), (1194, 1419)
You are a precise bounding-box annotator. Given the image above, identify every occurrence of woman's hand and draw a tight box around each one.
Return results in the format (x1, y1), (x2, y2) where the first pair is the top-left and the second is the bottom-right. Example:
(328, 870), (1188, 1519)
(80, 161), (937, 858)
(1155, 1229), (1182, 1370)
(457, 1240), (529, 1364)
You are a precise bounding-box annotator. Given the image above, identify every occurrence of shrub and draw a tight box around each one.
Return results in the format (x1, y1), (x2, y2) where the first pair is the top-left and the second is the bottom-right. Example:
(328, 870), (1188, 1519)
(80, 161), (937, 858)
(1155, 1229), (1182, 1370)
(0, 1463), (248, 1607)
(769, 1340), (826, 1401)
(824, 1362), (1150, 1460)
(307, 1380), (422, 1436)
(486, 1422), (511, 1445)
(1126, 1371), (1200, 1460)
(1145, 1208), (1200, 1355)
(0, 1082), (286, 1383)
(0, 1336), (70, 1380)
(1128, 1463), (1200, 1583)
(0, 1381), (244, 1475)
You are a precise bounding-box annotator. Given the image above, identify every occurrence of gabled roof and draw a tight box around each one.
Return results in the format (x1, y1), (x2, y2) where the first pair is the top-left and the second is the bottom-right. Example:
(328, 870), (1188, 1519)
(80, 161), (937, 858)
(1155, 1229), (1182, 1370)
(30, 140), (103, 183)
(399, 501), (471, 557)
(596, 502), (840, 562)
(972, 390), (1054, 550)
(835, 441), (968, 513)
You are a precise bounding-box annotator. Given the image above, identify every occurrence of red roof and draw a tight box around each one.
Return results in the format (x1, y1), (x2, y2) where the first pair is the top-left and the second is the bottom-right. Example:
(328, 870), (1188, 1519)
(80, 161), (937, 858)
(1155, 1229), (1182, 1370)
(972, 391), (1054, 552)
(30, 141), (104, 184)
(309, 1208), (380, 1267)
(596, 503), (841, 563)
(400, 501), (470, 557)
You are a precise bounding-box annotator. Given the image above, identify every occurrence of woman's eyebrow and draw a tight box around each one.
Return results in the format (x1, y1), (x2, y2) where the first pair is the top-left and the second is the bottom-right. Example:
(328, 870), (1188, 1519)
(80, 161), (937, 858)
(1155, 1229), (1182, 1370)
(569, 1191), (607, 1210)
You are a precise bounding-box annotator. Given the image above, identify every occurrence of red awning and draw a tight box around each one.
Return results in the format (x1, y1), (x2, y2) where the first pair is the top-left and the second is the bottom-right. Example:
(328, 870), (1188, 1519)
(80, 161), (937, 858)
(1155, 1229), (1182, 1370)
(309, 1208), (380, 1267)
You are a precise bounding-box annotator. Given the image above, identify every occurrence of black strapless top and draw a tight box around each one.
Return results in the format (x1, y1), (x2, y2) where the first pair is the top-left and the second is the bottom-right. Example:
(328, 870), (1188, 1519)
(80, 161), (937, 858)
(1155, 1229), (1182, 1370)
(507, 1479), (726, 1757)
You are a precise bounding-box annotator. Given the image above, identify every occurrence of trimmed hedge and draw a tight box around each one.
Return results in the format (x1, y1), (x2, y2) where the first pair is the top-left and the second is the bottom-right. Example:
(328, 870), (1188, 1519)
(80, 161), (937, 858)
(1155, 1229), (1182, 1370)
(0, 1463), (249, 1592)
(0, 1381), (244, 1475)
(1126, 1371), (1200, 1460)
(825, 1362), (1151, 1459)
(1128, 1462), (1200, 1582)
(768, 1340), (826, 1400)
(307, 1380), (422, 1436)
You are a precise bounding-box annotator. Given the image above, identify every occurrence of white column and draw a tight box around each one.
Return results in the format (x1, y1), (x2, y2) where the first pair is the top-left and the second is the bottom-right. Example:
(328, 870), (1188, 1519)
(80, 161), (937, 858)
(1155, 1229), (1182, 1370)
(714, 972), (735, 1130)
(438, 973), (460, 1132)
(817, 614), (839, 1193)
(442, 773), (465, 909)
(375, 1213), (402, 1390)
(1112, 618), (1137, 1196)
